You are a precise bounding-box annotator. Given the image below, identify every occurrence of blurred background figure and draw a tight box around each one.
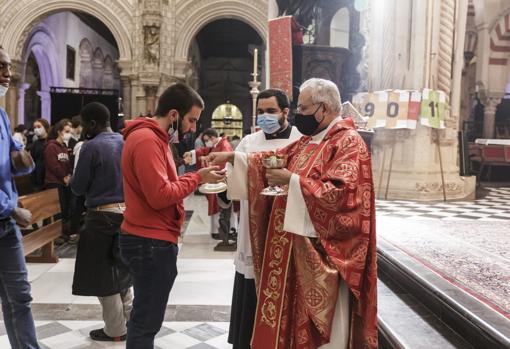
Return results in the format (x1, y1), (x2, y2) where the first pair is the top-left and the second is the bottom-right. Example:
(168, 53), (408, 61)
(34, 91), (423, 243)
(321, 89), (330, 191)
(28, 118), (50, 191)
(12, 124), (28, 148)
(44, 118), (75, 243)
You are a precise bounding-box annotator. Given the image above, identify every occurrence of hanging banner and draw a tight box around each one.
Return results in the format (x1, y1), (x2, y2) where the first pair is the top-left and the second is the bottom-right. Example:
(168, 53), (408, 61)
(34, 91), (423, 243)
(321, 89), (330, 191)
(407, 90), (421, 129)
(420, 89), (446, 129)
(268, 16), (293, 99)
(353, 89), (447, 129)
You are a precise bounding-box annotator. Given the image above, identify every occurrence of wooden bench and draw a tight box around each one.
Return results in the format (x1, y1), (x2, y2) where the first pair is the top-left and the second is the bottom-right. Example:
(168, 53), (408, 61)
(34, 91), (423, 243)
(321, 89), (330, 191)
(18, 188), (62, 263)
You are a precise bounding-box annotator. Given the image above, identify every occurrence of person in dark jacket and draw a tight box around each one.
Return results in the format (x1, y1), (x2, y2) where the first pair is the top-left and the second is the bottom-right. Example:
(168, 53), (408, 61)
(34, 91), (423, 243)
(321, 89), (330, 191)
(44, 118), (73, 240)
(71, 102), (132, 342)
(28, 118), (50, 191)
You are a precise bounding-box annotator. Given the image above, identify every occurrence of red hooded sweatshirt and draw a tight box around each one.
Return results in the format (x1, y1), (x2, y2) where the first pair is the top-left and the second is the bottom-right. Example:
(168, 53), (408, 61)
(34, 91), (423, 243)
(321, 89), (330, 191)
(121, 118), (201, 243)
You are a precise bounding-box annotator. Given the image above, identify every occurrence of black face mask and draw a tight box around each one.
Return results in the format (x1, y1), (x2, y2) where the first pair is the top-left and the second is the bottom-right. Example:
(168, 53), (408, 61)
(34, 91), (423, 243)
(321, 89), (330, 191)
(294, 104), (324, 136)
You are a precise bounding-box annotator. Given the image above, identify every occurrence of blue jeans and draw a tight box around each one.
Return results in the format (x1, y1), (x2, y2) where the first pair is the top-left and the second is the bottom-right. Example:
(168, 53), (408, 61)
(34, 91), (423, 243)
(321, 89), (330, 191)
(0, 219), (39, 349)
(119, 234), (178, 349)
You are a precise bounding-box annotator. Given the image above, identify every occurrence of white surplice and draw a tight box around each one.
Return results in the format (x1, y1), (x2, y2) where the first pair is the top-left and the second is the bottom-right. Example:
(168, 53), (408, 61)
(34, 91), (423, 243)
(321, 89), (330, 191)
(228, 127), (302, 279)
(227, 117), (349, 349)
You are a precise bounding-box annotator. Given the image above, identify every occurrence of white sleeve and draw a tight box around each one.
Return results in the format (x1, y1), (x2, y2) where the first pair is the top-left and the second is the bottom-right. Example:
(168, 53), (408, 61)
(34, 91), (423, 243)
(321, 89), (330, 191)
(283, 174), (318, 237)
(226, 152), (249, 201)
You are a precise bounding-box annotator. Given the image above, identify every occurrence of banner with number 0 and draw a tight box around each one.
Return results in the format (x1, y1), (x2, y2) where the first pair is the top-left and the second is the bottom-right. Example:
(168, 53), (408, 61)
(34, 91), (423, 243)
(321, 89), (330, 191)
(353, 89), (446, 129)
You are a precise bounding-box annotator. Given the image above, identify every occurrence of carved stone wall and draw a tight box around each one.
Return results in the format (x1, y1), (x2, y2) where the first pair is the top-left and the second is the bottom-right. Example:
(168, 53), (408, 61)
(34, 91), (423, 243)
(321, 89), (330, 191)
(0, 0), (268, 122)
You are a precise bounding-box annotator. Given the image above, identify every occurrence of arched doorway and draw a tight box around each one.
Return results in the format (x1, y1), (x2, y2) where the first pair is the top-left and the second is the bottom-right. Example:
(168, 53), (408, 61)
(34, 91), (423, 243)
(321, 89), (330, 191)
(330, 8), (350, 48)
(0, 0), (133, 125)
(190, 19), (264, 133)
(17, 11), (122, 127)
(211, 102), (244, 138)
(23, 53), (41, 126)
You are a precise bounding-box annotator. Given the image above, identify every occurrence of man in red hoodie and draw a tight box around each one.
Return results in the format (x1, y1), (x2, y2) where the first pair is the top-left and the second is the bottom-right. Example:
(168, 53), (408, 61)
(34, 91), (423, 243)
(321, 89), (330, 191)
(120, 83), (225, 348)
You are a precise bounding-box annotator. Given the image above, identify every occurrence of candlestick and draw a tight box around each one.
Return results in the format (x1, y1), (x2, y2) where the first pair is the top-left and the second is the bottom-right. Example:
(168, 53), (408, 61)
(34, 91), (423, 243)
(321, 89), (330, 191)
(253, 48), (258, 79)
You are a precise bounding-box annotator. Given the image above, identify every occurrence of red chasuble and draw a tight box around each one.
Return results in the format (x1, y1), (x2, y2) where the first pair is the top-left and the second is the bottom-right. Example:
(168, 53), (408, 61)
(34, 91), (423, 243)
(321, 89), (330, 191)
(196, 138), (233, 215)
(247, 119), (377, 349)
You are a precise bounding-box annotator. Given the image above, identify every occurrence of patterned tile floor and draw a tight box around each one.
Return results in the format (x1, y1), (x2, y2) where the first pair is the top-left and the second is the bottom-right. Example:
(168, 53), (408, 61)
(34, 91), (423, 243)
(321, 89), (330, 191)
(0, 321), (232, 349)
(2, 188), (510, 348)
(376, 187), (510, 221)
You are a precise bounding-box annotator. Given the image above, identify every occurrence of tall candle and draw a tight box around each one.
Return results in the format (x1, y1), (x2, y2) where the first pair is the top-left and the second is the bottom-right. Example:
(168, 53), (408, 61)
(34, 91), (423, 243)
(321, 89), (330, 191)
(253, 48), (258, 77)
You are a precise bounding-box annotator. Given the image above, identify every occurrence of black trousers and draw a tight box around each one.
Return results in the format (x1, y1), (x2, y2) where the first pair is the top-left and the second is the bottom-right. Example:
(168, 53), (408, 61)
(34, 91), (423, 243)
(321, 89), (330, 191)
(228, 272), (257, 349)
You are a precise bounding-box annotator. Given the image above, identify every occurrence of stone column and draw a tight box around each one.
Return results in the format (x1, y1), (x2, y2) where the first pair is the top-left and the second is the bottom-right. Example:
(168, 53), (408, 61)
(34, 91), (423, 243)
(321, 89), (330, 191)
(367, 0), (475, 201)
(483, 97), (500, 139)
(37, 90), (51, 121)
(17, 83), (30, 125)
(5, 76), (19, 127)
(131, 79), (141, 117)
(120, 76), (132, 119)
(144, 85), (158, 114)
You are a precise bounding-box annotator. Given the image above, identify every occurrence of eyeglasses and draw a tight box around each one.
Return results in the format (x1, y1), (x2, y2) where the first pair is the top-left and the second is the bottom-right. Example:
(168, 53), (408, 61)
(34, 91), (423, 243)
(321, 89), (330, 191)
(296, 103), (322, 115)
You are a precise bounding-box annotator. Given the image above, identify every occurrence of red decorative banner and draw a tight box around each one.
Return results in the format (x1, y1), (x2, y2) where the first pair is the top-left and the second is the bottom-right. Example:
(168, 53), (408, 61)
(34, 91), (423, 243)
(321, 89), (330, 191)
(269, 16), (293, 100)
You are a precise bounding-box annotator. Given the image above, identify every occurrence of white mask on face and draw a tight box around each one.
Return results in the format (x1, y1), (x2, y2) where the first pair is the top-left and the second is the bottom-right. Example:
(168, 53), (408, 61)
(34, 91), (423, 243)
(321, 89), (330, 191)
(62, 133), (71, 143)
(0, 85), (8, 97)
(34, 127), (46, 137)
(205, 140), (214, 148)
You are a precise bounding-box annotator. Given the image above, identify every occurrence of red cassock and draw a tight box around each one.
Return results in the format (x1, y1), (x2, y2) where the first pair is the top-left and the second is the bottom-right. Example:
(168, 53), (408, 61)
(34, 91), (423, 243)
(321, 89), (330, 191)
(246, 119), (378, 349)
(195, 138), (234, 215)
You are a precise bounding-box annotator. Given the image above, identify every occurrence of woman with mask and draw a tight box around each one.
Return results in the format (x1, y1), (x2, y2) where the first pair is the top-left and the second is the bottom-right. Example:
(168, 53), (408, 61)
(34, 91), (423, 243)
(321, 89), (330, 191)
(28, 118), (50, 191)
(44, 118), (74, 241)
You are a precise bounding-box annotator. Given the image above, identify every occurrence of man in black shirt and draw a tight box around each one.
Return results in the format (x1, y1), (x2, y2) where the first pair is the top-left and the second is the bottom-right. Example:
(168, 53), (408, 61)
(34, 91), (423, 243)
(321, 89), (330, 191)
(70, 102), (132, 342)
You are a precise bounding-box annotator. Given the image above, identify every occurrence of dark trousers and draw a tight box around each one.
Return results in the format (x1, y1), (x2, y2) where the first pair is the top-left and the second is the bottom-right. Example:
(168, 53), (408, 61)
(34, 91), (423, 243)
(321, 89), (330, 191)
(69, 194), (85, 234)
(119, 234), (178, 349)
(228, 272), (256, 349)
(46, 183), (71, 229)
(0, 219), (40, 349)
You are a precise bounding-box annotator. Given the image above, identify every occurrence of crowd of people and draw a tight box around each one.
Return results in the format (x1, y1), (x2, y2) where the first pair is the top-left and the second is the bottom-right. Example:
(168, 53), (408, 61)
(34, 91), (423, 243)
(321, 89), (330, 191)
(1, 41), (377, 349)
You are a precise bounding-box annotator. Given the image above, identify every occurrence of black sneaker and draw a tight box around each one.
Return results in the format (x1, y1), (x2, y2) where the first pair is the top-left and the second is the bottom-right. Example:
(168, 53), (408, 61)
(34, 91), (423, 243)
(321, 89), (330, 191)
(89, 328), (126, 342)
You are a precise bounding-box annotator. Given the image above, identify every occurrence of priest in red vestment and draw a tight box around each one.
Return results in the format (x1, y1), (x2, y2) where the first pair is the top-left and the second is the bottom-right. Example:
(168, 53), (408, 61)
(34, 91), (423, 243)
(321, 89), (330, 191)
(185, 128), (237, 242)
(206, 78), (377, 349)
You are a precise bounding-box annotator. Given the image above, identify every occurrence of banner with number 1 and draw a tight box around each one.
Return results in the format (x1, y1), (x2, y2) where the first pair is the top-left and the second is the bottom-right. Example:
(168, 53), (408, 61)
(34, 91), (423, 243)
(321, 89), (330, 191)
(420, 89), (445, 129)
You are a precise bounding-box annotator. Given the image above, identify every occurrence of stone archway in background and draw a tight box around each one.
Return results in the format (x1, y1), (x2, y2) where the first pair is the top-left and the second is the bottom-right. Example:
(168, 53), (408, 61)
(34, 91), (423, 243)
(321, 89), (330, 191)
(173, 0), (267, 78)
(0, 0), (133, 62)
(19, 24), (62, 124)
(488, 8), (510, 92)
(0, 0), (133, 124)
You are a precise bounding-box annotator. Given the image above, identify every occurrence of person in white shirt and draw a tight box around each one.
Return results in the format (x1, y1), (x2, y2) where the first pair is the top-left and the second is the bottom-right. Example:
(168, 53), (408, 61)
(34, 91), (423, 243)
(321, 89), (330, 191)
(227, 88), (301, 349)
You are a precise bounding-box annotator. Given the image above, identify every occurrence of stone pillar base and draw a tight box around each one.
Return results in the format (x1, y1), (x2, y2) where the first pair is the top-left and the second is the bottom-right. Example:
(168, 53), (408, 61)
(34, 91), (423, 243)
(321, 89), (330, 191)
(375, 169), (476, 201)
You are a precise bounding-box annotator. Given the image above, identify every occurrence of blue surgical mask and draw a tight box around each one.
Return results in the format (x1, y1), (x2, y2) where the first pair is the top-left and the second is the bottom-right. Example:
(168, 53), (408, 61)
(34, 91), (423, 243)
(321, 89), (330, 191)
(257, 113), (281, 134)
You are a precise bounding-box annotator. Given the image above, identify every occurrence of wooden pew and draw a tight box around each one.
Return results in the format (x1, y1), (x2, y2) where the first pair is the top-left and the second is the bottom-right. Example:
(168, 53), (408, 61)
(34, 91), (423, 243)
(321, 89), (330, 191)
(18, 188), (61, 263)
(470, 143), (510, 180)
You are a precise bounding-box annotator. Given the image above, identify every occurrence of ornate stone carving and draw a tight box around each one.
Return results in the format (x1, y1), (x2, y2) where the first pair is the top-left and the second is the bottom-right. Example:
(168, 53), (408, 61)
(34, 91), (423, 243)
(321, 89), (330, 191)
(0, 0), (134, 61)
(437, 0), (455, 113)
(415, 181), (462, 194)
(144, 0), (160, 11)
(144, 25), (160, 66)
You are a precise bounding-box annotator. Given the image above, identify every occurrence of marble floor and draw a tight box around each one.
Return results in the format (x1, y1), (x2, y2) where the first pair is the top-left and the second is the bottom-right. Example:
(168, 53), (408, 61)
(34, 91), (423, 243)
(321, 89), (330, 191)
(1, 187), (509, 348)
(1, 194), (236, 349)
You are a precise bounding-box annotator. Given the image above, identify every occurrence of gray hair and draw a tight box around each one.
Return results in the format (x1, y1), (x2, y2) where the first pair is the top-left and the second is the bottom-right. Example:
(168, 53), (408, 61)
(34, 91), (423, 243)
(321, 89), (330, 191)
(299, 78), (342, 113)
